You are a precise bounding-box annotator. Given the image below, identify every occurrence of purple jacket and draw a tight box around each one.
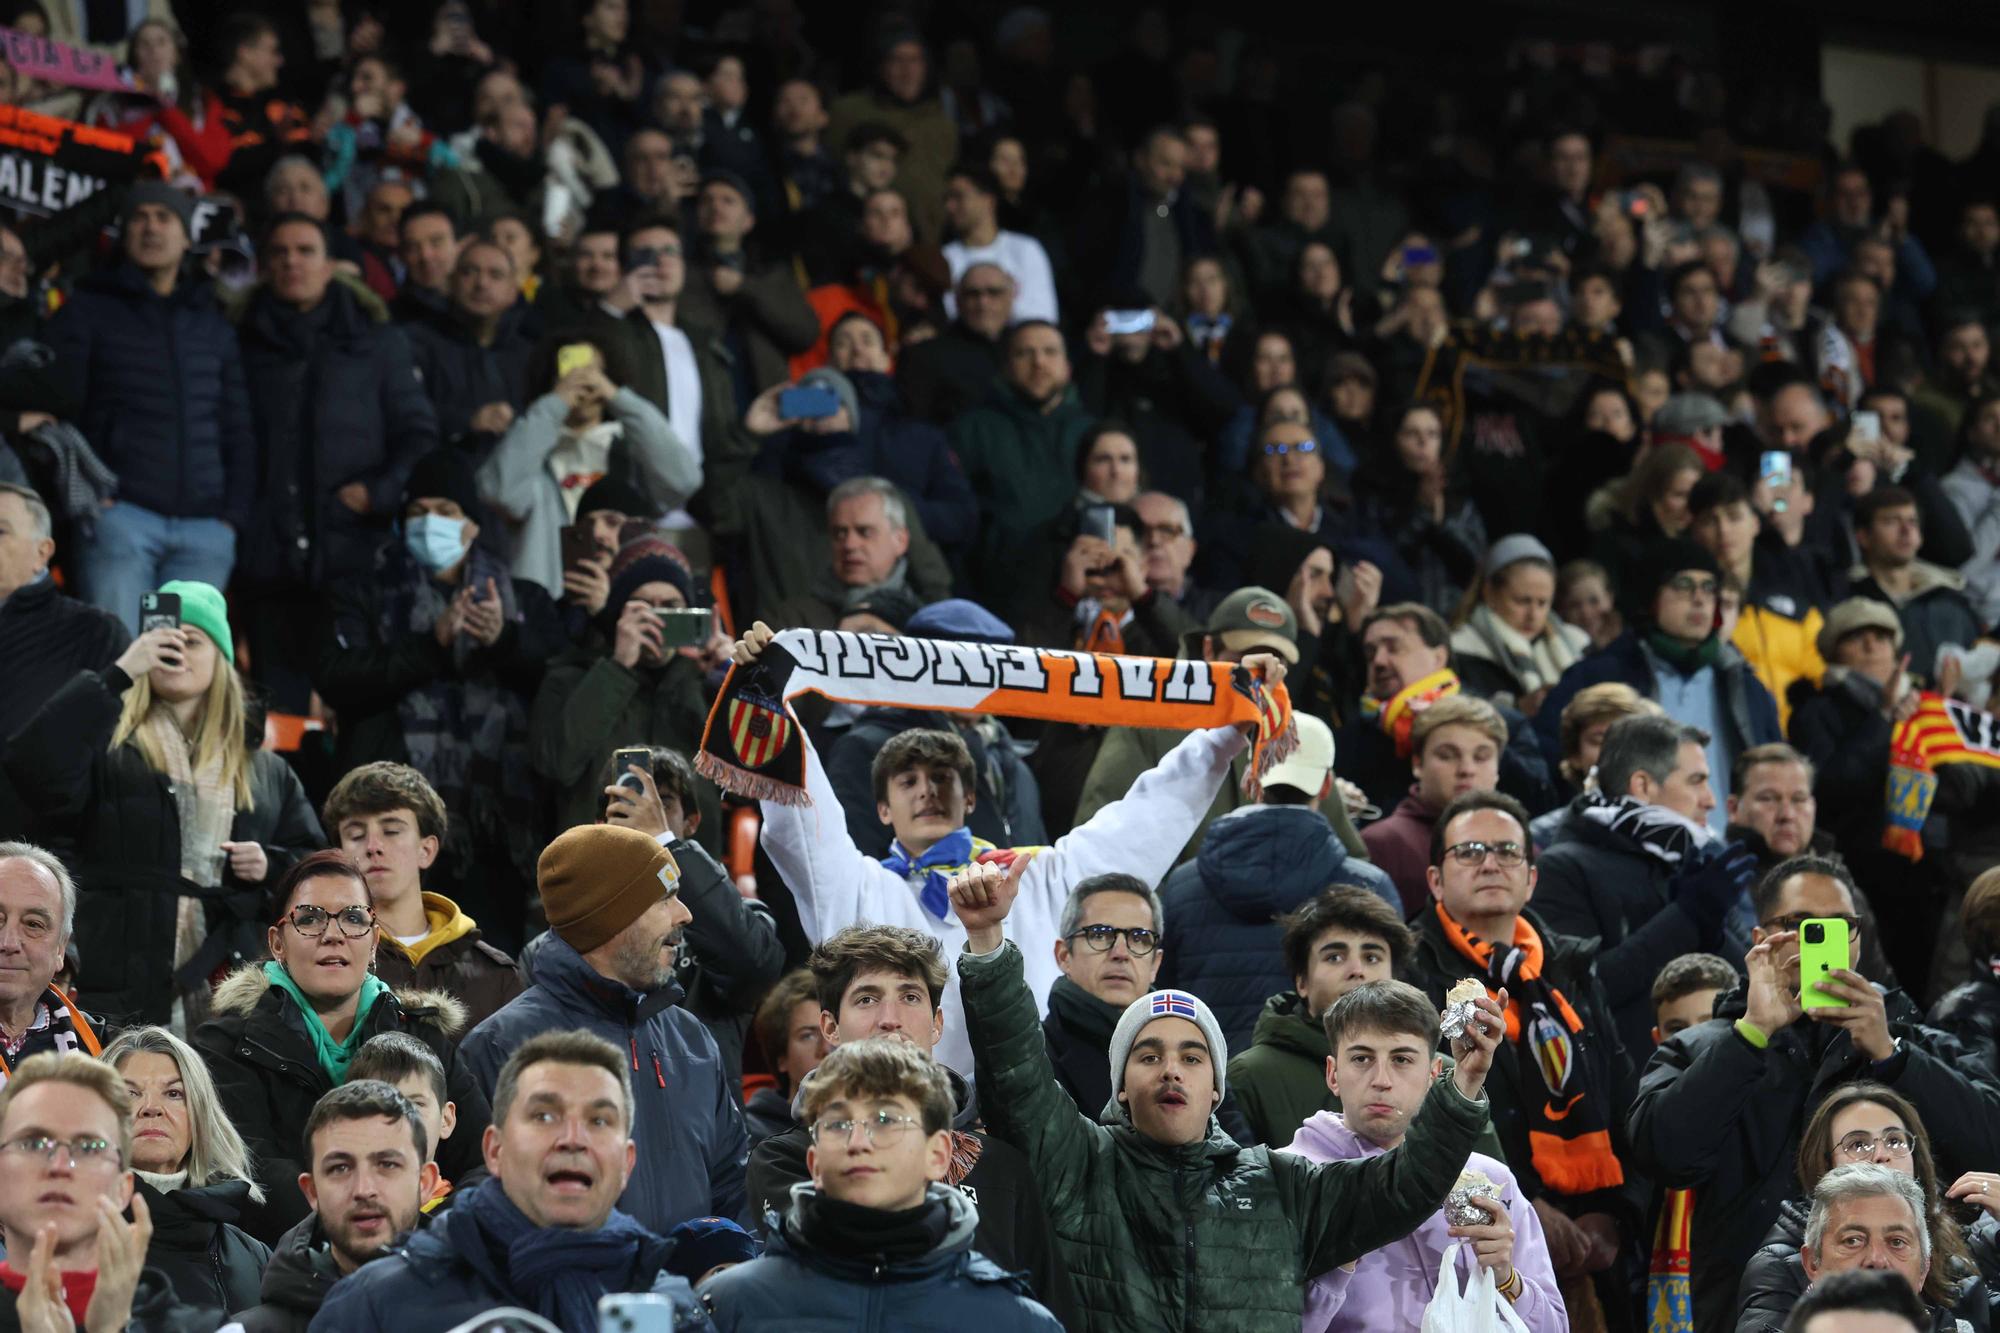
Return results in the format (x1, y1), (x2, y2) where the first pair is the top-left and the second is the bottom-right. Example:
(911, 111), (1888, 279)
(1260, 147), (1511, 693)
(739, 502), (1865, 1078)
(1282, 1112), (1565, 1332)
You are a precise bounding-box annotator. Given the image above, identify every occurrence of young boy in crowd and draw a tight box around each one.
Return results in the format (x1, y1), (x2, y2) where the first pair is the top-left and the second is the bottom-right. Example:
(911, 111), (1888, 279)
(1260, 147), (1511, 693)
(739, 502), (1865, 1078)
(1644, 951), (1740, 1332)
(347, 1032), (459, 1211)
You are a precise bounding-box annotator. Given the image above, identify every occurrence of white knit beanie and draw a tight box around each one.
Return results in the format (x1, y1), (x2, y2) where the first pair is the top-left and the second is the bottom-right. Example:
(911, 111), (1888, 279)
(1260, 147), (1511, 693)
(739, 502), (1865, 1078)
(1104, 989), (1229, 1120)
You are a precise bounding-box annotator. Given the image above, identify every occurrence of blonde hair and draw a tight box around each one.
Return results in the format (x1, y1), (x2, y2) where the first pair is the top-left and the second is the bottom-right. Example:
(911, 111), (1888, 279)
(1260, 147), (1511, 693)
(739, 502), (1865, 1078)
(1411, 695), (1507, 755)
(0, 1051), (134, 1165)
(103, 1026), (264, 1201)
(110, 651), (255, 810)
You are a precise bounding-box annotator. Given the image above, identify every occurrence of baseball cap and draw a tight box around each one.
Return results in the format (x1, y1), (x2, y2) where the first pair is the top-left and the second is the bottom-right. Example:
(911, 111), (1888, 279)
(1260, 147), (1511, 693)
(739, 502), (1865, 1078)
(1205, 586), (1298, 664)
(1260, 713), (1334, 797)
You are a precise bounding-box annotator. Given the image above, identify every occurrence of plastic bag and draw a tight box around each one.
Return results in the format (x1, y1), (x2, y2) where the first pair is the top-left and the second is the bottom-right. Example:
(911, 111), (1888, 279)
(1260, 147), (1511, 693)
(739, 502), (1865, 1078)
(1419, 1242), (1533, 1333)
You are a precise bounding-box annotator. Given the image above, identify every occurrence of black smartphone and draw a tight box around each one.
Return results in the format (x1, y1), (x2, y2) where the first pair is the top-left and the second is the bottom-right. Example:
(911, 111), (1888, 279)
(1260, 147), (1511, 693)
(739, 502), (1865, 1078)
(559, 524), (599, 571)
(612, 746), (652, 793)
(138, 591), (180, 635)
(1078, 505), (1117, 544)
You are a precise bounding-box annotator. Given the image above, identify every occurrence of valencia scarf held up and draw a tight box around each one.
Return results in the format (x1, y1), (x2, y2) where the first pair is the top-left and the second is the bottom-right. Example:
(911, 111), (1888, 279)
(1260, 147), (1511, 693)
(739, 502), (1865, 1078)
(1883, 692), (2000, 861)
(1359, 667), (1460, 757)
(697, 628), (1295, 805)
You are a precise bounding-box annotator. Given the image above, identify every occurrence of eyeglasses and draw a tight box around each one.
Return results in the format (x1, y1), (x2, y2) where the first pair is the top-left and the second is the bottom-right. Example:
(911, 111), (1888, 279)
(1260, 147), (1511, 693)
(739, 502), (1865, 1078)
(1835, 1130), (1914, 1161)
(1758, 913), (1863, 936)
(1067, 924), (1160, 956)
(285, 904), (377, 939)
(961, 285), (1010, 300)
(1261, 439), (1318, 457)
(1665, 575), (1719, 598)
(809, 1109), (922, 1146)
(1140, 522), (1187, 545)
(0, 1135), (121, 1169)
(1443, 840), (1528, 868)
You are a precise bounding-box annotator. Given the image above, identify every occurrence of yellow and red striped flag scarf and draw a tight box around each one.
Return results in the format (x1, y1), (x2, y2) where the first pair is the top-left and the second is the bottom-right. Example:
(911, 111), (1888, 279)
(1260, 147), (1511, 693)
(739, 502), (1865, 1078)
(1884, 693), (2000, 860)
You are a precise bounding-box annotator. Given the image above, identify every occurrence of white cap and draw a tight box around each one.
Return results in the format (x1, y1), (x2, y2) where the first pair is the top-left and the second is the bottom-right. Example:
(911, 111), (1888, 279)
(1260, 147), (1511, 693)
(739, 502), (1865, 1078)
(1261, 714), (1334, 797)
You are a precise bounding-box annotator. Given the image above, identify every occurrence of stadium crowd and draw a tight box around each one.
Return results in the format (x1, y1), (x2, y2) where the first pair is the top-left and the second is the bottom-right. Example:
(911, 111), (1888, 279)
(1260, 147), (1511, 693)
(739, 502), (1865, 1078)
(0, 1), (1995, 1331)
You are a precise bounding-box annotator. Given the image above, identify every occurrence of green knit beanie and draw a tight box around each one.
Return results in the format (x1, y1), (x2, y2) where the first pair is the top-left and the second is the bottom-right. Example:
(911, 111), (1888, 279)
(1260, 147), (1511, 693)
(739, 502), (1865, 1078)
(157, 580), (233, 664)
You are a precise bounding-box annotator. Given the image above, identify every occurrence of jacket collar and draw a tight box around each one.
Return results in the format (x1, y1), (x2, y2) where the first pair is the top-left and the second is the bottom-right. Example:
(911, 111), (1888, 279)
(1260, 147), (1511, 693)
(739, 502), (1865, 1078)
(530, 932), (684, 1026)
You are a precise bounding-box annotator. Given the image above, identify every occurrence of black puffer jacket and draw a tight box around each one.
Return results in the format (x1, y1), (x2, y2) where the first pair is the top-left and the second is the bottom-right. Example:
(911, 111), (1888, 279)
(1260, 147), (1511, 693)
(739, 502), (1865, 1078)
(403, 303), (536, 451)
(226, 1212), (343, 1333)
(193, 966), (492, 1246)
(137, 1177), (272, 1329)
(236, 280), (438, 586)
(45, 262), (254, 526)
(1734, 1195), (1990, 1332)
(2, 667), (323, 1026)
(1933, 976), (2000, 1074)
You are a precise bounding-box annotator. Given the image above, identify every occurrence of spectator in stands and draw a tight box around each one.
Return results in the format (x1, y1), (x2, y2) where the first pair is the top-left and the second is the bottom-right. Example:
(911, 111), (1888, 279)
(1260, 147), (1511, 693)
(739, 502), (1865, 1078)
(1286, 979), (1567, 1331)
(682, 172), (820, 400)
(1848, 485), (1979, 689)
(756, 472), (934, 630)
(1038, 874), (1166, 1122)
(0, 1052), (198, 1330)
(615, 215), (739, 461)
(476, 331), (698, 598)
(1781, 1268), (1928, 1333)
(771, 77), (838, 227)
(195, 851), (490, 1245)
(6, 583), (320, 1026)
(152, 15), (307, 196)
(1354, 404), (1489, 619)
(1363, 694), (1502, 902)
(343, 1035), (459, 1209)
(1535, 538), (1782, 829)
(1228, 889), (1412, 1149)
(949, 853), (1503, 1330)
(1650, 951), (1737, 1047)
(227, 1080), (436, 1331)
(744, 925), (1076, 1321)
(322, 762), (522, 1031)
(391, 202), (460, 328)
(1802, 166), (1937, 300)
(1919, 315), (2000, 441)
(1133, 490), (1215, 623)
(1075, 293), (1239, 505)
(706, 1038), (1064, 1331)
(825, 33), (958, 245)
(1935, 201), (2000, 328)
(312, 1031), (710, 1331)
(897, 261), (1015, 424)
(237, 213), (440, 711)
(0, 847), (102, 1075)
(404, 240), (537, 456)
(1788, 1167), (1943, 1325)
(1722, 743), (1831, 930)
(942, 162), (1057, 323)
(102, 1026), (269, 1323)
(316, 451), (562, 950)
(1449, 534), (1590, 718)
(1931, 868), (2000, 1073)
(1687, 471), (1829, 729)
(747, 970), (828, 1146)
(1627, 853), (2000, 1331)
(459, 824), (750, 1235)
(1406, 790), (1635, 1319)
(1076, 125), (1215, 311)
(1941, 397), (2000, 630)
(1534, 713), (1757, 1058)
(49, 185), (252, 630)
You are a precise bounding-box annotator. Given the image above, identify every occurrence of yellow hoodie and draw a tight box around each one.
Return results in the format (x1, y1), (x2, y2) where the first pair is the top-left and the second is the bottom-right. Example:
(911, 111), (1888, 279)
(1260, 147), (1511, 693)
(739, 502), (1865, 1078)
(379, 893), (478, 968)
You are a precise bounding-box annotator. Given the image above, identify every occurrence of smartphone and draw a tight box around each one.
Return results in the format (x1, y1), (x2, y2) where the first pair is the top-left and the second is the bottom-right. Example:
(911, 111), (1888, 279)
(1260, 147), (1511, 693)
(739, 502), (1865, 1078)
(1500, 237), (1533, 261)
(599, 1293), (681, 1333)
(1759, 450), (1792, 492)
(779, 385), (841, 420)
(612, 746), (652, 794)
(1851, 410), (1882, 447)
(559, 524), (600, 572)
(1102, 308), (1155, 336)
(138, 591), (181, 635)
(655, 606), (714, 648)
(1797, 917), (1852, 1011)
(556, 343), (596, 378)
(1077, 504), (1117, 544)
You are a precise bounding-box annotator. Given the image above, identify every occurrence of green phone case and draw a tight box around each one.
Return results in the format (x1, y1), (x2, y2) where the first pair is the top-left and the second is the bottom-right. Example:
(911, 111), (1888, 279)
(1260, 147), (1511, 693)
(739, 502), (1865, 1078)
(1798, 918), (1851, 1010)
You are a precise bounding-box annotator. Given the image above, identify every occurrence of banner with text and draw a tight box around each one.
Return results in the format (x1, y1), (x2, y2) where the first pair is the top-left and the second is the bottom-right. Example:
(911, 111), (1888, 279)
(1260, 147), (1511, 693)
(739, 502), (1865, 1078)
(0, 105), (155, 219)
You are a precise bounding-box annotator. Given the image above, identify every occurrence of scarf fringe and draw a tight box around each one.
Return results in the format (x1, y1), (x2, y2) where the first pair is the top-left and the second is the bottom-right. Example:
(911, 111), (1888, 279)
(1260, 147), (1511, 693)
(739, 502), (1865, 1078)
(695, 750), (811, 806)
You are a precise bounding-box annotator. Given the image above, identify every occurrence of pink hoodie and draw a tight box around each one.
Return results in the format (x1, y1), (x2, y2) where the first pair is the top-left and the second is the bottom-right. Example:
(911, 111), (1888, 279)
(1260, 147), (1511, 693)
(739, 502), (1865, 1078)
(1282, 1111), (1566, 1332)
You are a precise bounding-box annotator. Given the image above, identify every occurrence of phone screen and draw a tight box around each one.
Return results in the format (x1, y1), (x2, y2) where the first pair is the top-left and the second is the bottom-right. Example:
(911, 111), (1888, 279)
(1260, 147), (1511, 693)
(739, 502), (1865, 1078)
(1850, 410), (1882, 446)
(1759, 450), (1793, 492)
(556, 343), (596, 378)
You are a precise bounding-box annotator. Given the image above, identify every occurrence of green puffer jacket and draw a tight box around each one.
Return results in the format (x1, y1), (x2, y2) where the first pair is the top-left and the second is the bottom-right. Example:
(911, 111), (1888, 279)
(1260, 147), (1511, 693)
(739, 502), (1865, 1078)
(960, 942), (1491, 1333)
(1227, 991), (1509, 1158)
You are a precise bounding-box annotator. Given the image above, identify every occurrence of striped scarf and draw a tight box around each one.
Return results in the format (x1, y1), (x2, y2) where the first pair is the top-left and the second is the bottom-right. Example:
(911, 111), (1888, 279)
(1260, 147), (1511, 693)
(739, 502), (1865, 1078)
(1884, 692), (2000, 861)
(1359, 668), (1460, 757)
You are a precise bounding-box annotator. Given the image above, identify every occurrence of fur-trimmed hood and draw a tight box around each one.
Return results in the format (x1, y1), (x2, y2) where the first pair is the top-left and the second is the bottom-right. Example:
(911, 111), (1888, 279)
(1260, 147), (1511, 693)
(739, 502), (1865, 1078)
(209, 963), (469, 1037)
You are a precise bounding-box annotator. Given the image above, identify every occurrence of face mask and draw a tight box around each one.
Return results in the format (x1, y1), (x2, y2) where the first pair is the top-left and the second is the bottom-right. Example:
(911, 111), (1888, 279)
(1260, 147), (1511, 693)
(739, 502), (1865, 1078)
(405, 514), (467, 572)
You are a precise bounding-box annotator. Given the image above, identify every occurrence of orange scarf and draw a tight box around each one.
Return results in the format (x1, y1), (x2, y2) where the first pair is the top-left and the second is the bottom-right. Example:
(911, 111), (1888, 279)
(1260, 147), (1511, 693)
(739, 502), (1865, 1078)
(1361, 668), (1460, 757)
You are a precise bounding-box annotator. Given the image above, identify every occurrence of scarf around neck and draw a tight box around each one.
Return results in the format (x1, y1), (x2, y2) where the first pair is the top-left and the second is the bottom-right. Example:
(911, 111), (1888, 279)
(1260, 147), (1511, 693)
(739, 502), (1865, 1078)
(1434, 905), (1624, 1194)
(1576, 790), (1713, 866)
(880, 827), (1000, 920)
(793, 1186), (952, 1264)
(698, 628), (1294, 805)
(1644, 626), (1722, 675)
(1048, 974), (1125, 1045)
(460, 1177), (657, 1332)
(141, 708), (235, 975)
(1463, 603), (1581, 697)
(1359, 668), (1460, 757)
(263, 961), (388, 1083)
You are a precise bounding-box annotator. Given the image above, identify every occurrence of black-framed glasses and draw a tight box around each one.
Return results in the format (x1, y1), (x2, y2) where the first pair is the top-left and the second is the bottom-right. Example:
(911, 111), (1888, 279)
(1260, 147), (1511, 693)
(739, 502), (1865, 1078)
(1067, 924), (1160, 956)
(1665, 575), (1719, 598)
(1443, 840), (1528, 868)
(1261, 439), (1318, 457)
(1759, 913), (1863, 936)
(1835, 1130), (1914, 1161)
(0, 1134), (120, 1168)
(809, 1109), (922, 1146)
(1140, 522), (1187, 545)
(285, 904), (377, 939)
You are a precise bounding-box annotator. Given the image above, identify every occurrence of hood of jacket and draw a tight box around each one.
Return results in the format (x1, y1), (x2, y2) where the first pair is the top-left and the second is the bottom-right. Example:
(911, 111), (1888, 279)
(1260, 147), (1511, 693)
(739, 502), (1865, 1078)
(529, 930), (686, 1028)
(769, 1181), (980, 1281)
(256, 1212), (344, 1315)
(1849, 560), (1967, 604)
(378, 893), (482, 968)
(136, 1175), (258, 1242)
(209, 963), (468, 1037)
(1248, 991), (1328, 1063)
(1195, 804), (1349, 920)
(1285, 1109), (1375, 1162)
(788, 1058), (980, 1134)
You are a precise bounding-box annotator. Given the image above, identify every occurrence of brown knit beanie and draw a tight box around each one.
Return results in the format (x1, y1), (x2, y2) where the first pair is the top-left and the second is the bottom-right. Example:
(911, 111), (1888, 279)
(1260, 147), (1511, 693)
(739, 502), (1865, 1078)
(538, 825), (682, 954)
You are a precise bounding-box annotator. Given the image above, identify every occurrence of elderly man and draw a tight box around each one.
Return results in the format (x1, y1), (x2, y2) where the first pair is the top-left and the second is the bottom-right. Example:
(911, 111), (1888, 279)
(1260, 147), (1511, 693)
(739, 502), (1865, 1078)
(405, 239), (537, 453)
(1132, 491), (1214, 622)
(897, 261), (1015, 423)
(762, 477), (929, 631)
(312, 1031), (711, 1329)
(0, 844), (105, 1070)
(1796, 1166), (1936, 1317)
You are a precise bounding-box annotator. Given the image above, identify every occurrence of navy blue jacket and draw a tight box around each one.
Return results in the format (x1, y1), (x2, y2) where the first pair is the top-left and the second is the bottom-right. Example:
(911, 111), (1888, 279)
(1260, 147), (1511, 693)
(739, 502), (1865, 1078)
(47, 263), (254, 527)
(1156, 804), (1399, 1052)
(702, 1186), (1062, 1332)
(1532, 629), (1782, 770)
(403, 303), (537, 452)
(459, 932), (752, 1234)
(310, 1189), (712, 1333)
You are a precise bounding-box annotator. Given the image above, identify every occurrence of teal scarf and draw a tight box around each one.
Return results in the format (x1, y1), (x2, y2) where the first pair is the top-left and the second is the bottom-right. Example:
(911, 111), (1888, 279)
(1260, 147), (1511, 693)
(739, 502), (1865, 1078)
(262, 961), (389, 1083)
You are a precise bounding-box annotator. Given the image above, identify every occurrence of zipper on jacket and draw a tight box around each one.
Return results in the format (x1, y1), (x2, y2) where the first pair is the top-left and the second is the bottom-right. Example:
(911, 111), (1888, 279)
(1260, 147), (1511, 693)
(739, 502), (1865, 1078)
(629, 1035), (640, 1073)
(652, 1050), (665, 1088)
(1182, 1165), (1199, 1330)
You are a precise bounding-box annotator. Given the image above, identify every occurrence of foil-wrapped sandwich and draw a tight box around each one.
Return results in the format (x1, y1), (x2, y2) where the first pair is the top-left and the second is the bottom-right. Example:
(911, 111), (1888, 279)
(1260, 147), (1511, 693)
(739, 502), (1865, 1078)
(1440, 978), (1486, 1041)
(1444, 1168), (1500, 1227)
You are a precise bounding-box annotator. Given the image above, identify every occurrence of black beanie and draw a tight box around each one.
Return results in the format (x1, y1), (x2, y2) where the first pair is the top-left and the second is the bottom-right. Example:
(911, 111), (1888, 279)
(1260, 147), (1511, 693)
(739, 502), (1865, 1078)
(577, 476), (653, 521)
(1645, 537), (1721, 597)
(402, 450), (482, 517)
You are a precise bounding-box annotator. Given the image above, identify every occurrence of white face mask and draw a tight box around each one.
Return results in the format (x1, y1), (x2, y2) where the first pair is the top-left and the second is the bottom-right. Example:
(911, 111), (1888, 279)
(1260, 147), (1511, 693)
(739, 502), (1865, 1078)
(404, 514), (467, 572)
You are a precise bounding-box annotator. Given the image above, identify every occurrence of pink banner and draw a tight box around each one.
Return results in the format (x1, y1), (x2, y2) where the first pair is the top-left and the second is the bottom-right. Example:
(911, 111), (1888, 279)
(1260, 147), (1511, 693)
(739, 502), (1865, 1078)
(0, 27), (135, 95)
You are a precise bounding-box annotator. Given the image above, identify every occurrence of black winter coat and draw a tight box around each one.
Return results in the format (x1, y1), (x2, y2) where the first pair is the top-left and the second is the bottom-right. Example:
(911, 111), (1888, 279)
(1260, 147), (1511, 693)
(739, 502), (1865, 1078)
(137, 1177), (272, 1328)
(1932, 976), (2000, 1074)
(0, 578), (127, 841)
(1627, 981), (2000, 1332)
(404, 304), (536, 451)
(193, 966), (493, 1245)
(1733, 1195), (1990, 1332)
(226, 1213), (341, 1333)
(45, 263), (254, 526)
(2, 667), (324, 1026)
(236, 281), (438, 586)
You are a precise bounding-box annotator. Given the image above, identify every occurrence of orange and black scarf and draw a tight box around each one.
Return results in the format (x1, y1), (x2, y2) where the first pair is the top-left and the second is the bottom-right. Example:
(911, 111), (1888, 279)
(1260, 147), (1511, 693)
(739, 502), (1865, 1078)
(1436, 905), (1624, 1194)
(1360, 668), (1460, 757)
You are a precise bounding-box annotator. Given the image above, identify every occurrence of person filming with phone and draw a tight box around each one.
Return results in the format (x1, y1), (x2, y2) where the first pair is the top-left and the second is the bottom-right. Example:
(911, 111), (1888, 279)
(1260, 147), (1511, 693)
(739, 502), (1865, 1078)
(1628, 854), (2000, 1332)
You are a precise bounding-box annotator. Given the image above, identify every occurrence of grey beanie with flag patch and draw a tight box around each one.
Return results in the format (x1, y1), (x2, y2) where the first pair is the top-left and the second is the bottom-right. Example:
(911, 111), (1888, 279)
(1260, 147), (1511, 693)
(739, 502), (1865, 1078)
(1103, 987), (1229, 1121)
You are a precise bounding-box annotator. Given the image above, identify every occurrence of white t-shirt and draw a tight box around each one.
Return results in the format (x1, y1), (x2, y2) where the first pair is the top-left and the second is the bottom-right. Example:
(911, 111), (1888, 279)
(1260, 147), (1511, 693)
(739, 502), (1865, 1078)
(943, 230), (1060, 324)
(650, 319), (706, 528)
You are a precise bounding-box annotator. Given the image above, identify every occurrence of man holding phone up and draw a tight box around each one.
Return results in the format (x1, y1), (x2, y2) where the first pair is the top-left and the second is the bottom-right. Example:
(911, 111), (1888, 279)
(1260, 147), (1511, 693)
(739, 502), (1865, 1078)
(1628, 853), (2000, 1331)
